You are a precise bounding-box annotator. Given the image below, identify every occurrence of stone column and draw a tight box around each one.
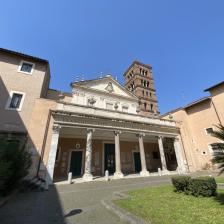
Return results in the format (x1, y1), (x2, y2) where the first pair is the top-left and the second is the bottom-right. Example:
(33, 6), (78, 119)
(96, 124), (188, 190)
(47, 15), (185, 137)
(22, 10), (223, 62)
(46, 125), (60, 185)
(137, 133), (149, 176)
(174, 136), (186, 174)
(83, 128), (94, 181)
(114, 131), (124, 178)
(158, 136), (168, 173)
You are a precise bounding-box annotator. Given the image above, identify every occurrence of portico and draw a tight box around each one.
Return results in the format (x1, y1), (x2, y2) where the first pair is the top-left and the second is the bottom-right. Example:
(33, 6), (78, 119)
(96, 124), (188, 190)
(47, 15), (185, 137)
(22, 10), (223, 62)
(45, 103), (187, 185)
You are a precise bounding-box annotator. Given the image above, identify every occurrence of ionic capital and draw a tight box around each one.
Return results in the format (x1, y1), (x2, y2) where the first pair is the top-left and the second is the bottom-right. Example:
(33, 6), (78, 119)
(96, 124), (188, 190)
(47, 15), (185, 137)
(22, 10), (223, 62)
(87, 128), (95, 134)
(136, 132), (145, 138)
(114, 130), (122, 135)
(52, 125), (61, 134)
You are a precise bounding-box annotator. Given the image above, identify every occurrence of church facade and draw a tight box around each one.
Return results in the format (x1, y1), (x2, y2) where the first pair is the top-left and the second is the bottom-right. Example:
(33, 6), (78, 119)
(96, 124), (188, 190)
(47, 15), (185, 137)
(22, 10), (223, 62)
(0, 48), (198, 186)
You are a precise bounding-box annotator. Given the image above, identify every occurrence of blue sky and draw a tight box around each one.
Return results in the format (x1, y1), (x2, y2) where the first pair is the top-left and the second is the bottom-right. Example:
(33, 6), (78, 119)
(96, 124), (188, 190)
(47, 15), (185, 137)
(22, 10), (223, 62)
(1, 0), (224, 114)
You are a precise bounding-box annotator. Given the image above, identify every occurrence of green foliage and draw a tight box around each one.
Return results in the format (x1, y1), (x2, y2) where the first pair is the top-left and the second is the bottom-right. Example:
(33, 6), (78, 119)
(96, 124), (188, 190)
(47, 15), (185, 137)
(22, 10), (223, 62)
(0, 137), (31, 196)
(211, 124), (224, 174)
(171, 176), (191, 192)
(115, 186), (224, 224)
(189, 176), (217, 197)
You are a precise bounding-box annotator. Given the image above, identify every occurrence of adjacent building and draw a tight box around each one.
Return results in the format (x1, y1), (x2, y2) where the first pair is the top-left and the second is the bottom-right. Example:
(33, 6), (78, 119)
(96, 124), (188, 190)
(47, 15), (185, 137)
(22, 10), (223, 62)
(162, 82), (224, 172)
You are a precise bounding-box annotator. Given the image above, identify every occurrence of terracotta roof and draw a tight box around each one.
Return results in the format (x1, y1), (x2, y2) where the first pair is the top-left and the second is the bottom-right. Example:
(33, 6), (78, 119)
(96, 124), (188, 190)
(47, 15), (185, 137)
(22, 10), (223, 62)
(161, 96), (211, 117)
(183, 96), (211, 109)
(204, 81), (224, 92)
(0, 47), (49, 64)
(123, 60), (152, 76)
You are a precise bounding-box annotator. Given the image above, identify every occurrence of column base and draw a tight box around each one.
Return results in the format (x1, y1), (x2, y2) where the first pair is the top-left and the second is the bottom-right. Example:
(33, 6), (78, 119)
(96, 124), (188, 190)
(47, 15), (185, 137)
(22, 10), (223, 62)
(113, 172), (124, 179)
(82, 173), (93, 182)
(140, 170), (150, 176)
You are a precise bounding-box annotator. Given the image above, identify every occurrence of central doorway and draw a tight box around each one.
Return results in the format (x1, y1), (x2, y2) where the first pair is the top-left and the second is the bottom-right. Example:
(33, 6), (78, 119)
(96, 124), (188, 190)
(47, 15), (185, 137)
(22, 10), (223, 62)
(69, 151), (83, 177)
(133, 152), (142, 173)
(104, 143), (115, 175)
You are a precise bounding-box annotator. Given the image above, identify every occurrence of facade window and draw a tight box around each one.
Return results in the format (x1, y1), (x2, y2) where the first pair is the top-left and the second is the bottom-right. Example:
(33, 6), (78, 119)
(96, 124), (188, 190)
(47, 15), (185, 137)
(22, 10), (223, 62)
(142, 90), (144, 96)
(5, 91), (25, 111)
(150, 103), (153, 111)
(106, 102), (113, 110)
(18, 60), (35, 74)
(146, 91), (148, 96)
(205, 127), (214, 135)
(150, 92), (152, 97)
(122, 106), (128, 113)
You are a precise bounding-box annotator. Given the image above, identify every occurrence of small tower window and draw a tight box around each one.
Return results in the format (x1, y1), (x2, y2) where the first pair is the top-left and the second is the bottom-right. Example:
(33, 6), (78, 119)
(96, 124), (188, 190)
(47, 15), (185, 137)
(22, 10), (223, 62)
(142, 90), (144, 96)
(144, 102), (147, 110)
(150, 104), (153, 111)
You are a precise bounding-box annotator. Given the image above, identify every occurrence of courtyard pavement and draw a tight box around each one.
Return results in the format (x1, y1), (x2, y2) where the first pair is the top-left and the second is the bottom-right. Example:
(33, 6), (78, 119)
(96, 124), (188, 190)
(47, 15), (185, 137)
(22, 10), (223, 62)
(0, 175), (174, 224)
(0, 171), (214, 224)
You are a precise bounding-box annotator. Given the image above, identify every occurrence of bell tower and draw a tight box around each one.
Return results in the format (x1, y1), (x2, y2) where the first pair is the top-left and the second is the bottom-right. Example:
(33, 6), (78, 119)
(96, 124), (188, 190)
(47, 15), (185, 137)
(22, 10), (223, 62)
(124, 61), (159, 117)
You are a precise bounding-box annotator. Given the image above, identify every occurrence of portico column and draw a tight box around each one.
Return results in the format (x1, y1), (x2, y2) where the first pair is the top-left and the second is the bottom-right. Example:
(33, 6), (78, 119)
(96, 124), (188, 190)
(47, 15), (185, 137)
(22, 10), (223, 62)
(46, 125), (60, 185)
(174, 136), (186, 174)
(137, 133), (149, 176)
(83, 128), (95, 181)
(114, 131), (124, 178)
(158, 136), (168, 173)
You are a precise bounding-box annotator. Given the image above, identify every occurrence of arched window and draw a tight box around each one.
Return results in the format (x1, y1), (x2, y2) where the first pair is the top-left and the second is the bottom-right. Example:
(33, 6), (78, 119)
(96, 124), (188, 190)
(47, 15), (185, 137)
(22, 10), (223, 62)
(144, 102), (147, 110)
(150, 104), (153, 111)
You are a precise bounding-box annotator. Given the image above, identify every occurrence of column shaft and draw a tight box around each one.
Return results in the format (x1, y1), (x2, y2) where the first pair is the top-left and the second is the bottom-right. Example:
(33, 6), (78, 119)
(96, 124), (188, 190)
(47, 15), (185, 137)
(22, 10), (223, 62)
(138, 133), (149, 176)
(174, 136), (186, 174)
(158, 136), (168, 172)
(83, 128), (94, 181)
(46, 125), (60, 185)
(114, 131), (124, 178)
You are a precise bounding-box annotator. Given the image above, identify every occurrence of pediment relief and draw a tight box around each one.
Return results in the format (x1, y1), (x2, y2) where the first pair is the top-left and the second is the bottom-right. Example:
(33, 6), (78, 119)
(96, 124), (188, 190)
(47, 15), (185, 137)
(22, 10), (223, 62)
(105, 82), (114, 93)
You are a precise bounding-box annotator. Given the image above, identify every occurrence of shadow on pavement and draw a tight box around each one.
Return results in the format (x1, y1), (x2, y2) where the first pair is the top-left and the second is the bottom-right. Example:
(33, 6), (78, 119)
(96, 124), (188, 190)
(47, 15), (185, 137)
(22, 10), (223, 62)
(64, 209), (82, 218)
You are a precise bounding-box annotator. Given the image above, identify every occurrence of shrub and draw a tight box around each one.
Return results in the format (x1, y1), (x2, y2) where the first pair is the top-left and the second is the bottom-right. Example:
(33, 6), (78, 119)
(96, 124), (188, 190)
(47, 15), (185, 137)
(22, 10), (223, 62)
(188, 176), (217, 197)
(0, 137), (31, 196)
(171, 176), (191, 192)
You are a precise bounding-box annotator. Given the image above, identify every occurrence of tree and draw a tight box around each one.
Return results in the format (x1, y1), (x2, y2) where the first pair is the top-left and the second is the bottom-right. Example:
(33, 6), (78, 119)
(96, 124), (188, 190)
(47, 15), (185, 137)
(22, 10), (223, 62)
(211, 124), (224, 174)
(0, 137), (31, 196)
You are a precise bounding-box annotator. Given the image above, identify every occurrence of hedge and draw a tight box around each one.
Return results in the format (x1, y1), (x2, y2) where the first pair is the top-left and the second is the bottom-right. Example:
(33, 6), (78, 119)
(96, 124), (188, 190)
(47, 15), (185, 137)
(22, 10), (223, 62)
(171, 176), (191, 192)
(189, 176), (217, 197)
(172, 176), (217, 197)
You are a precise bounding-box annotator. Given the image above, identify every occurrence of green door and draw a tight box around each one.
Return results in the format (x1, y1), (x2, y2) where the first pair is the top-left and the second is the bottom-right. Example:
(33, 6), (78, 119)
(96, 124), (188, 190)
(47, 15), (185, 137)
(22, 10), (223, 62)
(104, 143), (115, 175)
(69, 151), (82, 176)
(134, 152), (142, 173)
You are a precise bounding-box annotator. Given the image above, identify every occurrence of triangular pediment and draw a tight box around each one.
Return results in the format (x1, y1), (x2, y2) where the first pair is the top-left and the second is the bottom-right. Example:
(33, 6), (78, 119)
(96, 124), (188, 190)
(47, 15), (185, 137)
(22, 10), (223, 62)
(72, 76), (137, 99)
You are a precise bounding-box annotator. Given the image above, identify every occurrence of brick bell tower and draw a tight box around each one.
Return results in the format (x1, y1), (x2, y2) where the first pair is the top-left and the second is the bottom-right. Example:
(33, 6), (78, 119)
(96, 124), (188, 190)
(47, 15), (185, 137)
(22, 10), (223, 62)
(124, 61), (159, 117)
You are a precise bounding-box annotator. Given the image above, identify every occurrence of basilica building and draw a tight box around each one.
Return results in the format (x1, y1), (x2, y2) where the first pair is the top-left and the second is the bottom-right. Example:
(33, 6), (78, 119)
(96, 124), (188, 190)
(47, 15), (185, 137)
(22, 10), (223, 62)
(3, 47), (219, 186)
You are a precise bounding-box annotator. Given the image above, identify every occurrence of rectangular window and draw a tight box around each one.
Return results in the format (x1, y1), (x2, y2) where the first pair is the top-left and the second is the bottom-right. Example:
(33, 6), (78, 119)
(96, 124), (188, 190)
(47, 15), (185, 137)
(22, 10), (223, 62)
(9, 93), (23, 109)
(205, 127), (214, 135)
(122, 106), (128, 113)
(18, 60), (35, 74)
(106, 103), (113, 110)
(5, 91), (25, 111)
